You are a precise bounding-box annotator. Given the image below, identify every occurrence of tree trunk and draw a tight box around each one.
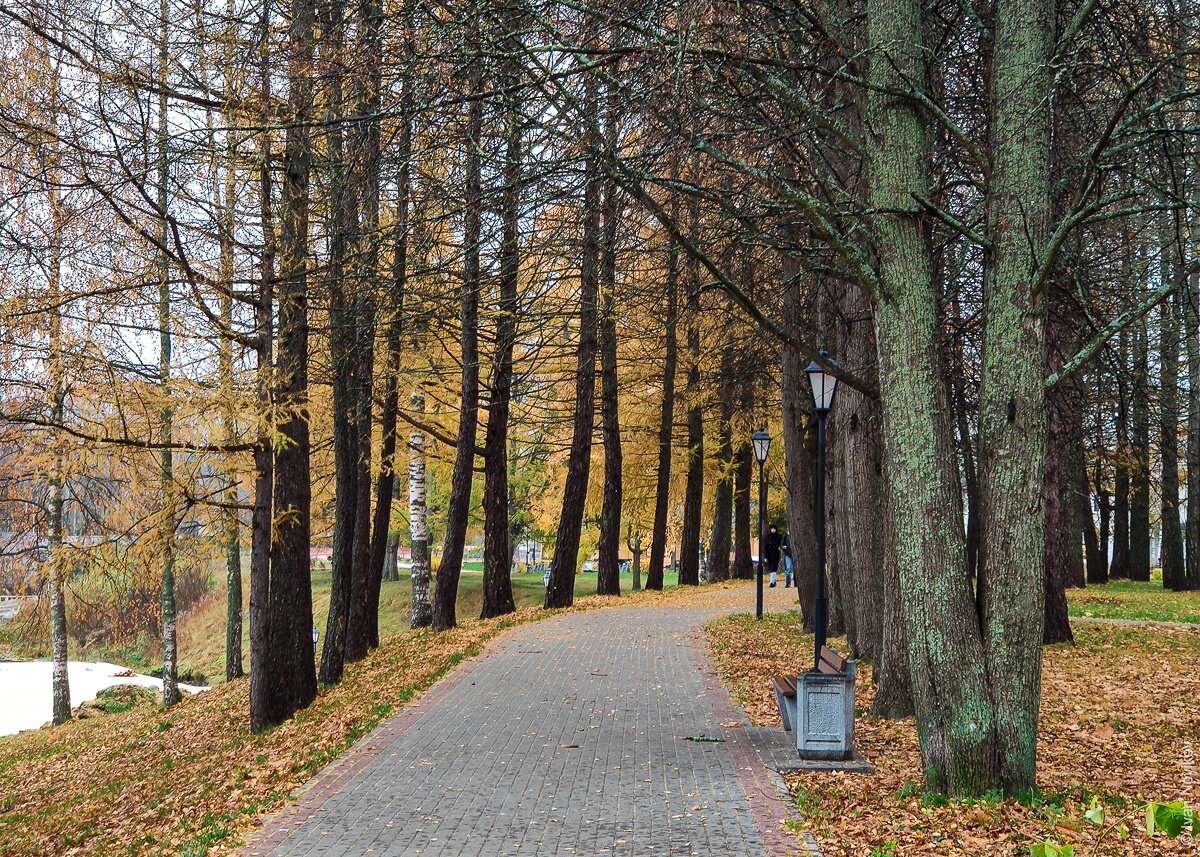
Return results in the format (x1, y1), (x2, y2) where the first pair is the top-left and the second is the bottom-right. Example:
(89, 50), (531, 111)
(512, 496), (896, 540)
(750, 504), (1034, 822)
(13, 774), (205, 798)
(247, 115), (275, 731)
(1129, 317), (1151, 582)
(318, 0), (359, 683)
(345, 308), (376, 662)
(731, 441), (754, 580)
(46, 172), (70, 726)
(252, 0), (317, 730)
(976, 0), (1053, 791)
(1043, 384), (1074, 645)
(829, 283), (885, 662)
(367, 103), (409, 638)
(706, 396), (733, 583)
(545, 80), (600, 609)
(409, 393), (432, 628)
(1186, 253), (1200, 590)
(646, 237), (678, 591)
(481, 85), (520, 620)
(596, 174), (622, 596)
(1110, 338), (1131, 580)
(219, 123), (243, 682)
(677, 288), (703, 588)
(432, 55), (483, 631)
(866, 0), (999, 795)
(869, 459), (914, 719)
(1160, 288), (1185, 591)
(353, 0), (385, 651)
(780, 265), (816, 628)
(156, 1), (180, 708)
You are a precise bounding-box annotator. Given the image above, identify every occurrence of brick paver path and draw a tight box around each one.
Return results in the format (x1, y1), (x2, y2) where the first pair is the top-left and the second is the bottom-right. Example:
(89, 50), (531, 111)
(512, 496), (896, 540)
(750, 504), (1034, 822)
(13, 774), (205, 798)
(243, 587), (802, 857)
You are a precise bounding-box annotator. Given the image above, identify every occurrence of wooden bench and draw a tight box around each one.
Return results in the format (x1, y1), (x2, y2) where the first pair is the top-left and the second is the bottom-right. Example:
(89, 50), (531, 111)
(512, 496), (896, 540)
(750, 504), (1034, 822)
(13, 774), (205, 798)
(771, 647), (848, 731)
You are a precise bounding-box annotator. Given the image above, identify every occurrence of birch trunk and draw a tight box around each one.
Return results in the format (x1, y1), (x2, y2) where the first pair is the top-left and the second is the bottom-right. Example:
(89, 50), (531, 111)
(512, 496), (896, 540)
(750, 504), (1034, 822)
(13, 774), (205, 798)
(409, 393), (432, 628)
(156, 0), (180, 707)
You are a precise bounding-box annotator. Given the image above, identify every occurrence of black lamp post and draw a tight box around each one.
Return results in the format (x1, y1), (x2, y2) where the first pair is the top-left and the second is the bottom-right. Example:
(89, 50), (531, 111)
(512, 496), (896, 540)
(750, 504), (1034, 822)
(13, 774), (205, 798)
(751, 428), (771, 620)
(805, 348), (838, 671)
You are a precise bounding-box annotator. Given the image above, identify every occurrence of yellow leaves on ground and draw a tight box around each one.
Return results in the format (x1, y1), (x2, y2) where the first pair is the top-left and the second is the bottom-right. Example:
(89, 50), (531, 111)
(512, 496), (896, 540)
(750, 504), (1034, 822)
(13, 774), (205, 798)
(706, 610), (1200, 857)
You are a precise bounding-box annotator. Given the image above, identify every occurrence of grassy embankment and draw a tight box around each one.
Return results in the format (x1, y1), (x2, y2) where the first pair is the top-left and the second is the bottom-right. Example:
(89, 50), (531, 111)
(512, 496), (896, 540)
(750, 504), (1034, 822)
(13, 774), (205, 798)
(1, 564), (675, 684)
(0, 571), (697, 857)
(707, 580), (1200, 857)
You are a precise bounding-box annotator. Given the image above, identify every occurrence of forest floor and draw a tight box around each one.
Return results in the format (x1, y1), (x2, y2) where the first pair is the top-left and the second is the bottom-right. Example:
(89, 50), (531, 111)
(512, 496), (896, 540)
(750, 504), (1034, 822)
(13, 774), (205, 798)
(707, 581), (1200, 857)
(0, 576), (719, 857)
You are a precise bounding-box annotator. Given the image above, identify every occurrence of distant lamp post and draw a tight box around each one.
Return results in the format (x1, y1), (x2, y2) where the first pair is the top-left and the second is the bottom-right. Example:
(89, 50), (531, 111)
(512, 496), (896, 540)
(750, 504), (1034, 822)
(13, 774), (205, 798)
(805, 348), (838, 670)
(752, 428), (771, 620)
(312, 627), (319, 646)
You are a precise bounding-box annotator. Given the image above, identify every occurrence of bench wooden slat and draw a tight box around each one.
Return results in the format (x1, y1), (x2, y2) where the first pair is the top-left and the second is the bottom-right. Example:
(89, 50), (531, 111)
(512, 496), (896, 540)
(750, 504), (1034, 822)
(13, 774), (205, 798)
(819, 646), (848, 673)
(770, 675), (797, 698)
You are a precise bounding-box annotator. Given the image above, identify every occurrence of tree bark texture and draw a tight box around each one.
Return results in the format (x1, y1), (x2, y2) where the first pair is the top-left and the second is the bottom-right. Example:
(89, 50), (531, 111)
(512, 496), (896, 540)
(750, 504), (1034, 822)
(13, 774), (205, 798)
(251, 0), (317, 731)
(596, 178), (622, 596)
(481, 87), (520, 620)
(706, 394), (734, 583)
(976, 0), (1053, 791)
(828, 282), (884, 662)
(1128, 317), (1151, 582)
(867, 0), (1002, 795)
(409, 392), (432, 628)
(1186, 261), (1200, 590)
(318, 0), (358, 684)
(646, 239), (678, 591)
(432, 61), (483, 631)
(677, 286), (703, 587)
(545, 96), (600, 609)
(731, 441), (754, 581)
(1160, 289), (1185, 590)
(780, 264), (816, 628)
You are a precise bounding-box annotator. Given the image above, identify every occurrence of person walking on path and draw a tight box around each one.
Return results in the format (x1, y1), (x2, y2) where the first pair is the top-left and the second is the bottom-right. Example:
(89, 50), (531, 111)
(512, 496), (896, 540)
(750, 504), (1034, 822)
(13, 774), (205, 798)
(765, 525), (782, 587)
(781, 534), (794, 587)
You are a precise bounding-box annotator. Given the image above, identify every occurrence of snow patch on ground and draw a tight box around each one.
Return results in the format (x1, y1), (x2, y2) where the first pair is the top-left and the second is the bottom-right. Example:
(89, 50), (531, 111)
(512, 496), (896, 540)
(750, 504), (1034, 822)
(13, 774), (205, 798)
(0, 661), (208, 736)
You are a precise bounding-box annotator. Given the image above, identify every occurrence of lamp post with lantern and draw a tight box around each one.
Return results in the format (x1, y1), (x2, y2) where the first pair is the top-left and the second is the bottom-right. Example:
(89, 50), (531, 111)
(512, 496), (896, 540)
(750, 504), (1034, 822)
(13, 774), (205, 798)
(805, 347), (838, 671)
(751, 428), (771, 620)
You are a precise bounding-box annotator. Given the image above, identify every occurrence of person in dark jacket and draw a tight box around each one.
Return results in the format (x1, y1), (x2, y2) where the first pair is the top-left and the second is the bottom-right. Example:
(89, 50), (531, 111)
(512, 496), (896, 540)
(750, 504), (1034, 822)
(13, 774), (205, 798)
(764, 525), (782, 587)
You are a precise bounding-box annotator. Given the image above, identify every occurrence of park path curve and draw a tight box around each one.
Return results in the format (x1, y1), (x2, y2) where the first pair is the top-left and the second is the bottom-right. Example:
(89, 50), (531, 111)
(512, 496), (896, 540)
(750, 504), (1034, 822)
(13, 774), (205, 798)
(240, 585), (805, 857)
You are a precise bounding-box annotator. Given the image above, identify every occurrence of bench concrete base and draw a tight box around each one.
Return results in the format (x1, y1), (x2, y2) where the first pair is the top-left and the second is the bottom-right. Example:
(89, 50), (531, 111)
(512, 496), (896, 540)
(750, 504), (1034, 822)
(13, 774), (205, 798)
(795, 664), (856, 761)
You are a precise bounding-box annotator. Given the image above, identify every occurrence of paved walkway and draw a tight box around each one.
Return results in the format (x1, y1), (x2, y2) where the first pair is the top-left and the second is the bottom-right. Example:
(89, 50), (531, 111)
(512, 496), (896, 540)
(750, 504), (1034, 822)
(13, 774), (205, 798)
(242, 585), (805, 857)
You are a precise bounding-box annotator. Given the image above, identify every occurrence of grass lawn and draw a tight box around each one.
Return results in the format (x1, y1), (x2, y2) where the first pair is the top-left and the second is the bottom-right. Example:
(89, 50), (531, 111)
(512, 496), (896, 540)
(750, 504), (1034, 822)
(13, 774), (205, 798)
(1067, 579), (1200, 624)
(0, 576), (701, 857)
(707, 606), (1199, 856)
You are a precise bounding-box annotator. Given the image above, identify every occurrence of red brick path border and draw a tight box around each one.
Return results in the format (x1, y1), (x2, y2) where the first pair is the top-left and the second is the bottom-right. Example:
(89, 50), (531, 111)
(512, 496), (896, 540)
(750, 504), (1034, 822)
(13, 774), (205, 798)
(689, 627), (807, 857)
(237, 629), (516, 857)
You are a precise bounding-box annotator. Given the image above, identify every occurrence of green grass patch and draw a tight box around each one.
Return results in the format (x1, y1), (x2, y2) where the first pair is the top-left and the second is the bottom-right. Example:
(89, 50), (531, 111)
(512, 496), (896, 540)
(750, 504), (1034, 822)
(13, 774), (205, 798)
(1067, 580), (1200, 624)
